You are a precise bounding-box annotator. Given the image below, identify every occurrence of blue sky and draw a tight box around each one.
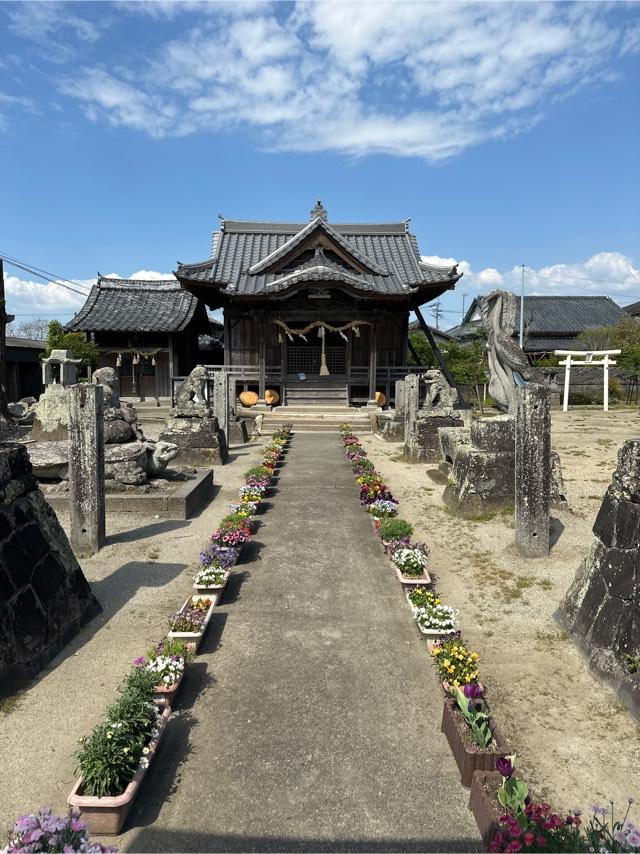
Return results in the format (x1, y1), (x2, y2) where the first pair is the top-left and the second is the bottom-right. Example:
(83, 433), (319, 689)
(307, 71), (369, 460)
(1, 0), (640, 332)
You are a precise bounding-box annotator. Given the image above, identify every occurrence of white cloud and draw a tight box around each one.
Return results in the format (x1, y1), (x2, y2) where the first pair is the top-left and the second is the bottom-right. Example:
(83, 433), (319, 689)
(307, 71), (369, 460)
(4, 270), (176, 324)
(41, 0), (639, 161)
(6, 1), (104, 62)
(424, 251), (640, 330)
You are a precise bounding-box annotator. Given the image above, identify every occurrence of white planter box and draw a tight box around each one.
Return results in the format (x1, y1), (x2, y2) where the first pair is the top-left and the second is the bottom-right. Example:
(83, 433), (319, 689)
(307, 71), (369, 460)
(168, 595), (218, 649)
(193, 569), (230, 594)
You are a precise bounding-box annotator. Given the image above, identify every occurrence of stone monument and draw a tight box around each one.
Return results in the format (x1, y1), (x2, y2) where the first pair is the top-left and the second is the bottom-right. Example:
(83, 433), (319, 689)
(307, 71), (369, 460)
(159, 366), (228, 465)
(0, 443), (101, 694)
(557, 439), (640, 716)
(403, 370), (464, 463)
(31, 349), (83, 441)
(69, 384), (105, 556)
(515, 384), (551, 557)
(377, 379), (406, 441)
(28, 366), (179, 486)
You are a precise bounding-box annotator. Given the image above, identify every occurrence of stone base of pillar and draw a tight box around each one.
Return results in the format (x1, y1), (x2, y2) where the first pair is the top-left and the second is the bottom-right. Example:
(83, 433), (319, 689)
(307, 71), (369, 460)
(253, 400), (271, 411)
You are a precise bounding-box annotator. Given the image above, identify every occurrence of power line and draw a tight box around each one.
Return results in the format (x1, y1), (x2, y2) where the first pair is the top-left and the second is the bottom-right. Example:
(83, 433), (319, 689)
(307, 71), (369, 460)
(0, 251), (91, 297)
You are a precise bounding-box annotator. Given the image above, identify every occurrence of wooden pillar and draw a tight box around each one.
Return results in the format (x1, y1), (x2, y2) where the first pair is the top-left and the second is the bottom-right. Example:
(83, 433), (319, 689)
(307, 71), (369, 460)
(368, 323), (377, 403)
(223, 313), (231, 367)
(257, 321), (267, 406)
(69, 384), (105, 556)
(280, 333), (287, 405)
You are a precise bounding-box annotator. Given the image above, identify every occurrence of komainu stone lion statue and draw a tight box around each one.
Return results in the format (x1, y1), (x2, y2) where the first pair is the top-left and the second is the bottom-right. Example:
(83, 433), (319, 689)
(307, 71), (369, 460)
(175, 366), (209, 410)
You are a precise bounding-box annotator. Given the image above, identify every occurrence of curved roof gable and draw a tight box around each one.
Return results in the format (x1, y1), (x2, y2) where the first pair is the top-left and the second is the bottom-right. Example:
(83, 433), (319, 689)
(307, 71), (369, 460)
(65, 277), (202, 333)
(248, 216), (388, 277)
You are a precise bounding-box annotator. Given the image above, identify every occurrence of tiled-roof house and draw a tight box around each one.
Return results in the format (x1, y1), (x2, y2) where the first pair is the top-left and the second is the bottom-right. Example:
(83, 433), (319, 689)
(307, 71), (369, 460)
(65, 277), (210, 398)
(448, 295), (626, 357)
(176, 201), (461, 405)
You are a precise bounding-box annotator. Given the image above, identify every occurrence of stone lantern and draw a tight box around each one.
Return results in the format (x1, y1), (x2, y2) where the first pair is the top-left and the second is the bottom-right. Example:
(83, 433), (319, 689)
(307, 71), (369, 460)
(41, 349), (83, 387)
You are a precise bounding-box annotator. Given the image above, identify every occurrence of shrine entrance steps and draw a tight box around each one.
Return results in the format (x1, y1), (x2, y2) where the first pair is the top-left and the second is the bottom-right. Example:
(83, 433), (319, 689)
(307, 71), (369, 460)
(262, 406), (373, 433)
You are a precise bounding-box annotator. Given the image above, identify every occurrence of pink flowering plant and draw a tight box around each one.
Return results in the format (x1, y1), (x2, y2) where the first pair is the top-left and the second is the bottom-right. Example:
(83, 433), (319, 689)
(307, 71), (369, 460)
(490, 799), (639, 853)
(210, 521), (251, 548)
(1, 808), (116, 853)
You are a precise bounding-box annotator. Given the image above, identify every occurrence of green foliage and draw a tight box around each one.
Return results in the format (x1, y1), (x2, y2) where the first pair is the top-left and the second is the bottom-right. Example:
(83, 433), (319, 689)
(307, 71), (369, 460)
(577, 318), (640, 377)
(379, 518), (413, 541)
(45, 320), (100, 369)
(408, 333), (487, 385)
(76, 669), (159, 797)
(452, 687), (493, 748)
(244, 465), (272, 479)
(497, 755), (529, 814)
(148, 636), (194, 663)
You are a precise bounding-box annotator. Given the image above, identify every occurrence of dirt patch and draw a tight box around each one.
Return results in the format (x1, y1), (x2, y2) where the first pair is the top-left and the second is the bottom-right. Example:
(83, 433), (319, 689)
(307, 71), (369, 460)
(362, 406), (640, 812)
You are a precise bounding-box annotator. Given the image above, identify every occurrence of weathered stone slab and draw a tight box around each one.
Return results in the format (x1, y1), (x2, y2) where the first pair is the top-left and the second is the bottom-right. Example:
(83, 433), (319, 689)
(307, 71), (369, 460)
(68, 383), (105, 556)
(377, 415), (404, 442)
(443, 445), (515, 517)
(0, 444), (101, 695)
(557, 438), (640, 718)
(515, 384), (551, 557)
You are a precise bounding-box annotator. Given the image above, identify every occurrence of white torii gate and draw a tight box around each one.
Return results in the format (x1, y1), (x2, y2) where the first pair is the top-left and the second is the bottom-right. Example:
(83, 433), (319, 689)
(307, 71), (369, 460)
(554, 349), (621, 412)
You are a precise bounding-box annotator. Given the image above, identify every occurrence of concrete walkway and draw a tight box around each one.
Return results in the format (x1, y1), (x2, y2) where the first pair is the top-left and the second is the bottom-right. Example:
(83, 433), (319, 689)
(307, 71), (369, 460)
(124, 434), (481, 852)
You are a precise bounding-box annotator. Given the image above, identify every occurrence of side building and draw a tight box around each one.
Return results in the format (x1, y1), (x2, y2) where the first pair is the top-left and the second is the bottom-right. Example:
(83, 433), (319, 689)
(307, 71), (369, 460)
(65, 277), (210, 399)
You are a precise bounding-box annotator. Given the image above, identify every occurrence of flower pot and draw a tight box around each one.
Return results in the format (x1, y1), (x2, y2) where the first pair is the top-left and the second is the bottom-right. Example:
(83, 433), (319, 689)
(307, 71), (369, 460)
(154, 672), (184, 708)
(417, 624), (456, 639)
(441, 697), (511, 788)
(193, 569), (231, 595)
(167, 595), (217, 650)
(468, 770), (507, 846)
(68, 706), (171, 835)
(393, 563), (431, 587)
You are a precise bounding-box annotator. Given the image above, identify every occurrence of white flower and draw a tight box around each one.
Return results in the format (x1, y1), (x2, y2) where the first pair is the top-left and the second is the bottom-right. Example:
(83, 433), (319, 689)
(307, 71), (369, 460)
(139, 757), (150, 769)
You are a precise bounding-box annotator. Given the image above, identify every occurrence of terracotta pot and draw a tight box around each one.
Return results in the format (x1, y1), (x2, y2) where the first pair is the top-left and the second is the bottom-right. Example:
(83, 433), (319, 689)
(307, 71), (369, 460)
(154, 672), (184, 708)
(441, 697), (511, 788)
(68, 706), (171, 835)
(469, 770), (508, 847)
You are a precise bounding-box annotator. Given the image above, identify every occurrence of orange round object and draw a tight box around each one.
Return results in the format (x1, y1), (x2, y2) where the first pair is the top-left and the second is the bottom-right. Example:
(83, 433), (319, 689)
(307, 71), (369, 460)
(264, 389), (280, 406)
(239, 391), (259, 407)
(375, 391), (386, 406)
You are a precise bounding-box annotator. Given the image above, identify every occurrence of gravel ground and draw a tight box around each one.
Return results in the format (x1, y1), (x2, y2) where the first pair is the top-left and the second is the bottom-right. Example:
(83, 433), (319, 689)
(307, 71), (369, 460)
(360, 406), (640, 815)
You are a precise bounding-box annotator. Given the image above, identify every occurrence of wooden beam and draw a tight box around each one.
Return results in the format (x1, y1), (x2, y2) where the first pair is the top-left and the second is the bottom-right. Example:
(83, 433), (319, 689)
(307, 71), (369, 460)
(413, 306), (456, 388)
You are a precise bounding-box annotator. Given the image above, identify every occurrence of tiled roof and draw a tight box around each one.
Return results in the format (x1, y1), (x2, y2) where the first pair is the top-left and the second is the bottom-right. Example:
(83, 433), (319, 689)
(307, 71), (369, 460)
(6, 337), (47, 350)
(447, 295), (626, 351)
(177, 216), (460, 298)
(65, 277), (201, 333)
(624, 300), (640, 316)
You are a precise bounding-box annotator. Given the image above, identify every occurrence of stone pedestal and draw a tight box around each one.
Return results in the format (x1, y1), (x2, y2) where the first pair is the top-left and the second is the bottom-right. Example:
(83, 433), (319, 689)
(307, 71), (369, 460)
(377, 414), (405, 442)
(515, 385), (551, 557)
(160, 409), (228, 466)
(557, 439), (640, 716)
(443, 416), (516, 517)
(0, 444), (101, 695)
(403, 413), (464, 463)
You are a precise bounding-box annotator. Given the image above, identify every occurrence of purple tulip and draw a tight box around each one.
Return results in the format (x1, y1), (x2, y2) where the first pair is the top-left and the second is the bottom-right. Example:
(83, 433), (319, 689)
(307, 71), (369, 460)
(496, 757), (513, 778)
(463, 683), (483, 700)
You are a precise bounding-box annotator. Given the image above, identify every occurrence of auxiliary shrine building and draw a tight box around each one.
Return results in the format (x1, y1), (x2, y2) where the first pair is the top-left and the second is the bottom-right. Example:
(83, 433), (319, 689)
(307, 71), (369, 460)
(67, 201), (461, 406)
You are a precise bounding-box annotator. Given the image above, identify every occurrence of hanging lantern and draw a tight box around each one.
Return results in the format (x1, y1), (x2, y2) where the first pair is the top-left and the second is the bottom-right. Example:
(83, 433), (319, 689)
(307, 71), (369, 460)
(151, 355), (156, 366)
(354, 325), (360, 338)
(116, 353), (122, 367)
(133, 353), (140, 365)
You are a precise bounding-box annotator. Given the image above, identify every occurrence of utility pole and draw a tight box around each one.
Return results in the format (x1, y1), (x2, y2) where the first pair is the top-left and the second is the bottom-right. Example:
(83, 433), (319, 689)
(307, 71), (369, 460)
(0, 259), (15, 422)
(519, 265), (525, 349)
(431, 299), (444, 330)
(461, 292), (468, 324)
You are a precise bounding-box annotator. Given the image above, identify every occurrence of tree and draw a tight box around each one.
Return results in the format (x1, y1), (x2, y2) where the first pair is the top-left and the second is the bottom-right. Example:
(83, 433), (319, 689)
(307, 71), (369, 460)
(407, 332), (488, 386)
(576, 318), (640, 377)
(6, 316), (50, 341)
(45, 320), (100, 369)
